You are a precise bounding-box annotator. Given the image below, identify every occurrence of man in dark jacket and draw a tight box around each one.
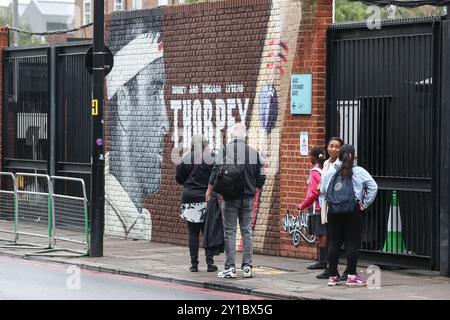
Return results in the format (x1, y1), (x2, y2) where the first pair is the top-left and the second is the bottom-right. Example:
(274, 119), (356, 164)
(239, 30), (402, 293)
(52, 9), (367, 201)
(206, 122), (266, 279)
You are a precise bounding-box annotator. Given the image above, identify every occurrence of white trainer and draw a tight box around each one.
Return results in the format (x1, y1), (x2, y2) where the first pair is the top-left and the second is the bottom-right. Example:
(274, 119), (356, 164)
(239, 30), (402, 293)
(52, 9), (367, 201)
(243, 266), (253, 278)
(217, 267), (237, 278)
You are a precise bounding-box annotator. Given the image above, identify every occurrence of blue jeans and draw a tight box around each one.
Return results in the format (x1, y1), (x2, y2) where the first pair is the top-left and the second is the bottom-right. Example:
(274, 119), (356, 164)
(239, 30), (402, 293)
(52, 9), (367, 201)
(221, 197), (254, 270)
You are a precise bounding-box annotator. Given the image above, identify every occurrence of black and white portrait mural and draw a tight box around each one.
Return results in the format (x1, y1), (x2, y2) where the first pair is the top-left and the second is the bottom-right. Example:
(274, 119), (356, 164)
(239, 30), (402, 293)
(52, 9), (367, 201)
(105, 10), (167, 240)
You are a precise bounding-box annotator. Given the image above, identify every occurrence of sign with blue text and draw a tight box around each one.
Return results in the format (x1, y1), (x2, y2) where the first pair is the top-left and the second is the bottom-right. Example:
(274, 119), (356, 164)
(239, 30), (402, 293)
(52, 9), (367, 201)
(290, 74), (312, 115)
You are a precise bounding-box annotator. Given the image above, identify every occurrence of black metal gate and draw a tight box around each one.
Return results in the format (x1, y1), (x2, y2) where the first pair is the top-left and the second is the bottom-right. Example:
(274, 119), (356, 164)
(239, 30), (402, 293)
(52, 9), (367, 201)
(2, 42), (92, 199)
(326, 18), (441, 269)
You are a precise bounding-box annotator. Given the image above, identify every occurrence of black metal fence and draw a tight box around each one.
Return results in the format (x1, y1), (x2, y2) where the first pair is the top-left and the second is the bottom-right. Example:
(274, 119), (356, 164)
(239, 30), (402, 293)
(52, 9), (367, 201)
(2, 43), (92, 201)
(326, 18), (441, 269)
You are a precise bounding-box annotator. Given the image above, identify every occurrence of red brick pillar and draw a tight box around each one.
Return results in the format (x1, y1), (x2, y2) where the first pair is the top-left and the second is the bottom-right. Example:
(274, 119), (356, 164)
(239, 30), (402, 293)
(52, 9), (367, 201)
(280, 0), (333, 260)
(0, 27), (9, 170)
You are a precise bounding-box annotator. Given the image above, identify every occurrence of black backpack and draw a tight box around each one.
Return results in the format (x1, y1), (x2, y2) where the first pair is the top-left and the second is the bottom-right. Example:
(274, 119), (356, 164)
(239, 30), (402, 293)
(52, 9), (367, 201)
(213, 145), (245, 200)
(326, 168), (356, 214)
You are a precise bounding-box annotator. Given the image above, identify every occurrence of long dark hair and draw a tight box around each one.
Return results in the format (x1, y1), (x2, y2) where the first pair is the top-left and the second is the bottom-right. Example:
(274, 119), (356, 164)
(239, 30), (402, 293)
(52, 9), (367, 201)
(311, 146), (326, 169)
(339, 144), (355, 178)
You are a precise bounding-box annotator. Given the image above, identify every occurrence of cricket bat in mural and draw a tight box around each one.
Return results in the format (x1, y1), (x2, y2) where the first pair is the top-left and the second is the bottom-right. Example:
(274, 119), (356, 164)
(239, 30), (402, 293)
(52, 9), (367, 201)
(238, 188), (262, 251)
(246, 0), (302, 252)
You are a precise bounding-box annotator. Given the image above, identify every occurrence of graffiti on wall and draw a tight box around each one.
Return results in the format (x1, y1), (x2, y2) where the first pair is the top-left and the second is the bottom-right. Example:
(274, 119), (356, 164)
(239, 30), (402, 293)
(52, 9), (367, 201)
(105, 14), (167, 240)
(281, 211), (316, 246)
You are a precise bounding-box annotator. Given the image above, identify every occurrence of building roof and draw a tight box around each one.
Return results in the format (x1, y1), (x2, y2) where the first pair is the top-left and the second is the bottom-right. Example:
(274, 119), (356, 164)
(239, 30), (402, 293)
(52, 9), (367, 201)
(30, 0), (74, 16)
(18, 3), (27, 15)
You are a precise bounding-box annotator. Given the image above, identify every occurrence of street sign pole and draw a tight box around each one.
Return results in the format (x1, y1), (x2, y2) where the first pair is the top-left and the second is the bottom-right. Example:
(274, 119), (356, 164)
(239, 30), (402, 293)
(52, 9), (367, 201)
(90, 0), (105, 257)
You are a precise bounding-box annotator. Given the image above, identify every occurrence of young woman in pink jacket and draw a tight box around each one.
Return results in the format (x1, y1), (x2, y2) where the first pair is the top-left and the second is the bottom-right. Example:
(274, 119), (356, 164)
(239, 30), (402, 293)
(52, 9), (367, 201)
(298, 147), (327, 271)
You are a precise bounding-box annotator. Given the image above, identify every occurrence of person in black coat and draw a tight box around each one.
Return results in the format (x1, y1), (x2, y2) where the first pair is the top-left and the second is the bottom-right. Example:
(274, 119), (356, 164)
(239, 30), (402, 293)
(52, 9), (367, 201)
(176, 134), (217, 272)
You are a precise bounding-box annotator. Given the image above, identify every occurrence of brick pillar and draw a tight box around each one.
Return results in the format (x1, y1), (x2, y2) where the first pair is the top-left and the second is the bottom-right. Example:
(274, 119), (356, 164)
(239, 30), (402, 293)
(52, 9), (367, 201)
(280, 0), (333, 260)
(0, 27), (9, 170)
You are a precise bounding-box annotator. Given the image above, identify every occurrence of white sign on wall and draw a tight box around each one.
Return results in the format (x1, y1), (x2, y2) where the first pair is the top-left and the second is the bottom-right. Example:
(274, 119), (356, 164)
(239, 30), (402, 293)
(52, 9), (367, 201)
(300, 132), (308, 156)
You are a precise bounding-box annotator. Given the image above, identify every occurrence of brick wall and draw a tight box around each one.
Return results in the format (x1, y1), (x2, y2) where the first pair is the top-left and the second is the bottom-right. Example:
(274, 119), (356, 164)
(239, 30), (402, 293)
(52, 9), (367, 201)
(103, 0), (332, 260)
(280, 0), (332, 259)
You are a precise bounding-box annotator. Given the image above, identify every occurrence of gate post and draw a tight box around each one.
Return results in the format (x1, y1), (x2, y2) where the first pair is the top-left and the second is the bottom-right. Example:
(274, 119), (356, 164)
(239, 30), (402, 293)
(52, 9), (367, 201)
(49, 46), (57, 177)
(440, 20), (450, 277)
(90, 0), (105, 257)
(0, 27), (9, 171)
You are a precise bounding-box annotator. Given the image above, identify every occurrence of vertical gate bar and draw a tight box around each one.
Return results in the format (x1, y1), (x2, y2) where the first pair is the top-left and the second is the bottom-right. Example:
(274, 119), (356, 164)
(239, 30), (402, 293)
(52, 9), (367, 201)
(408, 36), (415, 255)
(345, 39), (349, 142)
(338, 38), (342, 139)
(344, 40), (348, 144)
(3, 54), (9, 167)
(399, 37), (405, 179)
(420, 35), (428, 256)
(420, 35), (424, 178)
(374, 37), (379, 176)
(351, 39), (354, 147)
(364, 38), (368, 172)
(74, 54), (77, 166)
(353, 38), (361, 247)
(50, 47), (57, 177)
(14, 174), (18, 242)
(407, 36), (412, 180)
(412, 36), (417, 178)
(337, 39), (342, 140)
(371, 37), (375, 174)
(378, 37), (382, 176)
(371, 37), (377, 248)
(428, 33), (433, 180)
(392, 37), (397, 177)
(425, 34), (430, 179)
(432, 21), (440, 269)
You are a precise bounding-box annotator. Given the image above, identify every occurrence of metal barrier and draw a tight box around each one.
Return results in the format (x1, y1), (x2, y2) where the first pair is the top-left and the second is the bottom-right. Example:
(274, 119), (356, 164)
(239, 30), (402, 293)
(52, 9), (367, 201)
(47, 176), (89, 256)
(0, 172), (17, 244)
(0, 172), (90, 256)
(14, 172), (53, 249)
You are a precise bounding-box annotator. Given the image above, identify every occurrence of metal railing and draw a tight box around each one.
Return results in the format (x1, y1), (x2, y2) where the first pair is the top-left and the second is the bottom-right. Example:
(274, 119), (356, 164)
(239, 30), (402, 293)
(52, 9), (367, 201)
(0, 172), (17, 243)
(0, 172), (89, 256)
(15, 172), (52, 249)
(49, 176), (89, 256)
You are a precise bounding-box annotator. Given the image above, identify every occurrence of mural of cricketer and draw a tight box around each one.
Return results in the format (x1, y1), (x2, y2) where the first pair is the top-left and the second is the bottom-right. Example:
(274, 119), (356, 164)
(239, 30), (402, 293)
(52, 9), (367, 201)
(105, 16), (167, 241)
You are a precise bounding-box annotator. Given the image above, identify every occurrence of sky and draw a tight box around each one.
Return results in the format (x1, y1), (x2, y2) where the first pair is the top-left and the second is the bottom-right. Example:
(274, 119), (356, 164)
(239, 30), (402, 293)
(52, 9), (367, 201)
(0, 0), (30, 7)
(1, 0), (73, 7)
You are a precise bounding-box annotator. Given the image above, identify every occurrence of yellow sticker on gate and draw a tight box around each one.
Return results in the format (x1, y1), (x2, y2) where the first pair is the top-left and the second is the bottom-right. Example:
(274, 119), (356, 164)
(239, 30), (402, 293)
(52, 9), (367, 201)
(92, 99), (98, 116)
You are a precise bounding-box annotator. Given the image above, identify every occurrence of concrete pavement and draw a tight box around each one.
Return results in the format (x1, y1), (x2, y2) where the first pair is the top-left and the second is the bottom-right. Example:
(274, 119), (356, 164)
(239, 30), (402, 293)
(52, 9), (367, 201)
(1, 236), (450, 300)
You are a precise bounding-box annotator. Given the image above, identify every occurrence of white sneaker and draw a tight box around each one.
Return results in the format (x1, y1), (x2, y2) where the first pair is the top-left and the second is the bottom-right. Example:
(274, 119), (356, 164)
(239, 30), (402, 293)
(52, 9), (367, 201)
(217, 267), (237, 278)
(243, 266), (253, 278)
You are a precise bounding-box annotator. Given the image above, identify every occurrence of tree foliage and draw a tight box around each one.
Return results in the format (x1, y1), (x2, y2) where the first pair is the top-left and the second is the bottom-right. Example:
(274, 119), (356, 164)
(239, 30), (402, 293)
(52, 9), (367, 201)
(0, 6), (44, 46)
(336, 0), (446, 22)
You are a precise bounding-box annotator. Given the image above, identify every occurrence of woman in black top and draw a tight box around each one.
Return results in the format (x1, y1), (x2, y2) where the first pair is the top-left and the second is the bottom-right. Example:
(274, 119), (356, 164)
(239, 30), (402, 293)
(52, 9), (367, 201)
(176, 134), (217, 272)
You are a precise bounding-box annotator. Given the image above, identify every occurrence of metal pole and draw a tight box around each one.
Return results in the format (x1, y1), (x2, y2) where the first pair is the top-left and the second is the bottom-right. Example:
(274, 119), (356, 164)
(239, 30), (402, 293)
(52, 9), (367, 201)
(440, 20), (450, 277)
(49, 47), (56, 178)
(12, 0), (19, 46)
(89, 0), (105, 257)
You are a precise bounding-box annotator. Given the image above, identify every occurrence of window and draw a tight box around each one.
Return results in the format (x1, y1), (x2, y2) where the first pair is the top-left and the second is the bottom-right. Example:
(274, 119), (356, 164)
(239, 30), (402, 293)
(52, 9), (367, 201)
(133, 0), (142, 9)
(114, 0), (123, 11)
(158, 0), (168, 6)
(83, 0), (91, 25)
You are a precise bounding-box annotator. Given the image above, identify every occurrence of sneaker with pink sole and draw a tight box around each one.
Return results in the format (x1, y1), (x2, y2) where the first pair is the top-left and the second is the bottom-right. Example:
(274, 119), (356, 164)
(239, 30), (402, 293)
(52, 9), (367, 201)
(327, 276), (340, 286)
(345, 274), (367, 286)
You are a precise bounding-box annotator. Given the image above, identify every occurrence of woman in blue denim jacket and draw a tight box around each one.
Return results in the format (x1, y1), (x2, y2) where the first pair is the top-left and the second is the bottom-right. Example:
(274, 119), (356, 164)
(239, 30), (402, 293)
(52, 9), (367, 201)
(320, 144), (378, 286)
